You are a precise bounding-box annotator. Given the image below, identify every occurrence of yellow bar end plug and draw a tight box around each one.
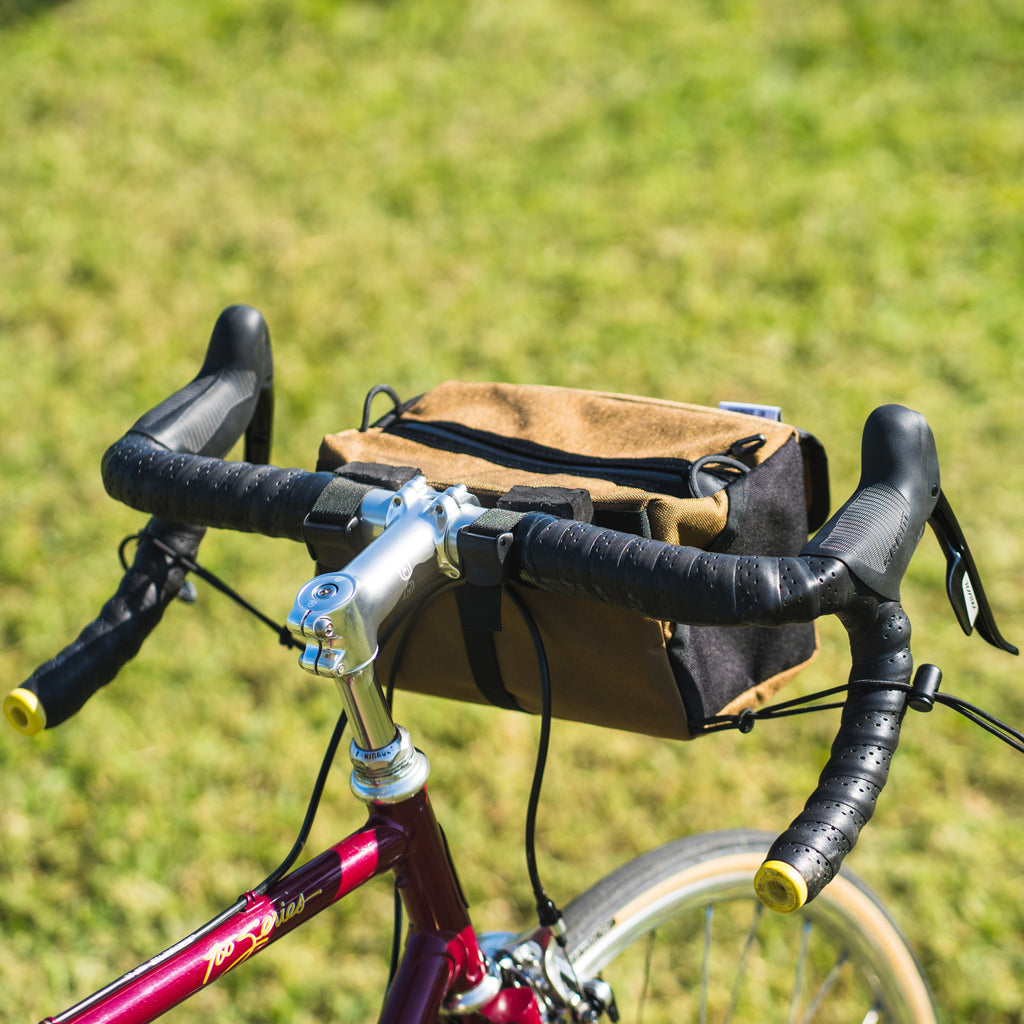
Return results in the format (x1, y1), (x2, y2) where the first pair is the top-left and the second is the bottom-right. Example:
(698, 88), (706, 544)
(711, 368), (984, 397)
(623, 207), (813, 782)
(754, 860), (808, 914)
(4, 688), (47, 737)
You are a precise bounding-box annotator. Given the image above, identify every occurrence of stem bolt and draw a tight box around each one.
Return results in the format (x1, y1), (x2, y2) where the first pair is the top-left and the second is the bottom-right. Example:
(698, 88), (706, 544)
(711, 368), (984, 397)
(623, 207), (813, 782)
(312, 616), (335, 640)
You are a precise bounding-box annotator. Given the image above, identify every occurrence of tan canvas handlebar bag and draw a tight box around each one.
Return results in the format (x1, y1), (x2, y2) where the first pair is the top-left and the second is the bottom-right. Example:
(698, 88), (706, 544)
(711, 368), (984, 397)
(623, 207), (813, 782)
(314, 382), (829, 740)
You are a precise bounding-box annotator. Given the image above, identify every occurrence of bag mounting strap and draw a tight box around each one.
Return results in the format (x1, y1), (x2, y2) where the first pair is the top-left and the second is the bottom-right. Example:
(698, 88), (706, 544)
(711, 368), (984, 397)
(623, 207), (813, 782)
(455, 508), (525, 712)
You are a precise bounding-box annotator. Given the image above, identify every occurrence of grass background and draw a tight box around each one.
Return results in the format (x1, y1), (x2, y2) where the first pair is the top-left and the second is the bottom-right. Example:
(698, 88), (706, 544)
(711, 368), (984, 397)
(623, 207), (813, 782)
(1, 0), (1023, 1020)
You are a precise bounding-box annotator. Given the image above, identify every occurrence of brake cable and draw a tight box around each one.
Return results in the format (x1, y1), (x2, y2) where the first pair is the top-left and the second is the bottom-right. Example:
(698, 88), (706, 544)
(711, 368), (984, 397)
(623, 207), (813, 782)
(118, 530), (305, 651)
(702, 668), (1024, 756)
(120, 530), (1024, 997)
(377, 580), (567, 990)
(504, 586), (565, 935)
(113, 532), (573, 1008)
(58, 541), (349, 1023)
(116, 530), (346, 887)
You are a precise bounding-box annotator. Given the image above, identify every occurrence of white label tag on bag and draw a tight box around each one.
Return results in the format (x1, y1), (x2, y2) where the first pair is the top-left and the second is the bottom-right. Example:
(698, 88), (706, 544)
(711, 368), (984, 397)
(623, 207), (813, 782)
(718, 401), (783, 422)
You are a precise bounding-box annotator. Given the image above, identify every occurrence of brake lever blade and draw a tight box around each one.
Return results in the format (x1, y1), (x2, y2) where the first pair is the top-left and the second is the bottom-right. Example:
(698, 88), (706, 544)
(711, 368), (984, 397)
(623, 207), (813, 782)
(929, 490), (1018, 655)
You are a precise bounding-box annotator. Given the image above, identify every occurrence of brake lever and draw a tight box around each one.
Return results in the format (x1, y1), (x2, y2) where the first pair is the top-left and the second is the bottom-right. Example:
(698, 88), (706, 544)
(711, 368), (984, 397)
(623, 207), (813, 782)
(929, 490), (1018, 655)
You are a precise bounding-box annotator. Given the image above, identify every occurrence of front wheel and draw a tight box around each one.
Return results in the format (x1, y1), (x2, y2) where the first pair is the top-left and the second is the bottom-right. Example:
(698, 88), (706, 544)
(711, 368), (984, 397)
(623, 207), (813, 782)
(560, 830), (937, 1023)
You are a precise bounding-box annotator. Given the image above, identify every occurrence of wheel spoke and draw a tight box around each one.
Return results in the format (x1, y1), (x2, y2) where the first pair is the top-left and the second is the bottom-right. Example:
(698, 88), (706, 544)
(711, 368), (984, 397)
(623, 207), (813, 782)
(786, 919), (812, 1024)
(561, 832), (935, 1024)
(796, 949), (849, 1024)
(637, 928), (655, 1024)
(700, 904), (713, 1024)
(725, 900), (763, 1023)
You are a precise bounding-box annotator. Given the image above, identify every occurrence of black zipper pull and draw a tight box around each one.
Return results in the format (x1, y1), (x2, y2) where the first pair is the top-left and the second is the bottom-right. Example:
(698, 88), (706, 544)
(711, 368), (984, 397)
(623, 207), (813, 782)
(686, 435), (767, 498)
(688, 454), (749, 498)
(728, 433), (768, 462)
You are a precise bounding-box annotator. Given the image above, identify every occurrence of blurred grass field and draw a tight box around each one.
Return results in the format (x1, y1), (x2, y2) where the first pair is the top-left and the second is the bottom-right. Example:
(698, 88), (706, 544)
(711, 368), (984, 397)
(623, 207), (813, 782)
(1, 0), (1023, 1020)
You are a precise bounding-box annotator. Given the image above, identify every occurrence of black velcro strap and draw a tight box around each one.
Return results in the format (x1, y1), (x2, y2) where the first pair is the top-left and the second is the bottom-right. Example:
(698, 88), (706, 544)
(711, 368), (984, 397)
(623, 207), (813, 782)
(302, 475), (373, 570)
(310, 475), (369, 522)
(455, 521), (523, 712)
(498, 485), (594, 522)
(471, 507), (529, 534)
(455, 588), (523, 712)
(594, 506), (652, 538)
(332, 461), (421, 490)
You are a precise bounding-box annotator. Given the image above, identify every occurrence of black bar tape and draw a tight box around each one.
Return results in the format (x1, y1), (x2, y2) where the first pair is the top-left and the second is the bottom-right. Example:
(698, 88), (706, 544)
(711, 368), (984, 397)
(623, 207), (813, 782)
(763, 684), (904, 896)
(102, 435), (334, 540)
(753, 407), (941, 910)
(9, 520), (204, 731)
(514, 514), (851, 626)
(8, 307), (330, 735)
(102, 306), (337, 539)
(758, 600), (911, 907)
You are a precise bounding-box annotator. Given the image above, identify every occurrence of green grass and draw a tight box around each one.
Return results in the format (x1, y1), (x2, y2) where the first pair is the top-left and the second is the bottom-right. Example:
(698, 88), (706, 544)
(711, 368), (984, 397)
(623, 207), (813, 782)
(1, 0), (1023, 1020)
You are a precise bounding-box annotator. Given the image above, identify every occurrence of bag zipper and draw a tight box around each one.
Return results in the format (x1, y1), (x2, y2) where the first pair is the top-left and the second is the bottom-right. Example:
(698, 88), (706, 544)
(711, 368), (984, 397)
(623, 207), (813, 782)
(387, 419), (765, 499)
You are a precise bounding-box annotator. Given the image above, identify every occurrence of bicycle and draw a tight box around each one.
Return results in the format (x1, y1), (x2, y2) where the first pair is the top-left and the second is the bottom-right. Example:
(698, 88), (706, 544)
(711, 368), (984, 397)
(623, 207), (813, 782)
(4, 305), (1019, 1023)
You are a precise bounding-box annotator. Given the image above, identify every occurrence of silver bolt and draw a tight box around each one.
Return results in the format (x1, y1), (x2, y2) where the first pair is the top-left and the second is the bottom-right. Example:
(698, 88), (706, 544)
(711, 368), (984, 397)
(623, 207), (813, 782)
(314, 583), (338, 600)
(312, 616), (335, 640)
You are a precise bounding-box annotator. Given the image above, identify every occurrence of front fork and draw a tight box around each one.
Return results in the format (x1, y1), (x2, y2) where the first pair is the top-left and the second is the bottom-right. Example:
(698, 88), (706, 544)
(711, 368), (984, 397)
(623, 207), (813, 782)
(371, 783), (552, 1024)
(476, 931), (620, 1024)
(315, 687), (609, 1023)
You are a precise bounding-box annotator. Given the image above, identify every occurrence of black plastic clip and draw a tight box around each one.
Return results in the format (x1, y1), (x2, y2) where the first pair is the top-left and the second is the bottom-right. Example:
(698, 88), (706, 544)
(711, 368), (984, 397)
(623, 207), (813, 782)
(908, 663), (943, 713)
(456, 527), (514, 632)
(737, 708), (757, 733)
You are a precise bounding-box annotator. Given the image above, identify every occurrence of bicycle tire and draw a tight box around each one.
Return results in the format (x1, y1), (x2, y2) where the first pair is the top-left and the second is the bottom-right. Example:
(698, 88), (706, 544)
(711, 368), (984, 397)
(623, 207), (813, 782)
(560, 829), (937, 1024)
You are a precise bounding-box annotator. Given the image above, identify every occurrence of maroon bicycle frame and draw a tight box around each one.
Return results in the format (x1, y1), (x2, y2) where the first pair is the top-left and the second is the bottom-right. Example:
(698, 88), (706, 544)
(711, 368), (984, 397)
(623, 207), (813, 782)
(44, 788), (542, 1024)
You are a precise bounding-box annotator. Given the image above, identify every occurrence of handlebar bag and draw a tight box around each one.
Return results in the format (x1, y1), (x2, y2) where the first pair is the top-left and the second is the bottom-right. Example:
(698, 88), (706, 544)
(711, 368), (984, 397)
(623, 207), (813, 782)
(314, 381), (829, 741)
